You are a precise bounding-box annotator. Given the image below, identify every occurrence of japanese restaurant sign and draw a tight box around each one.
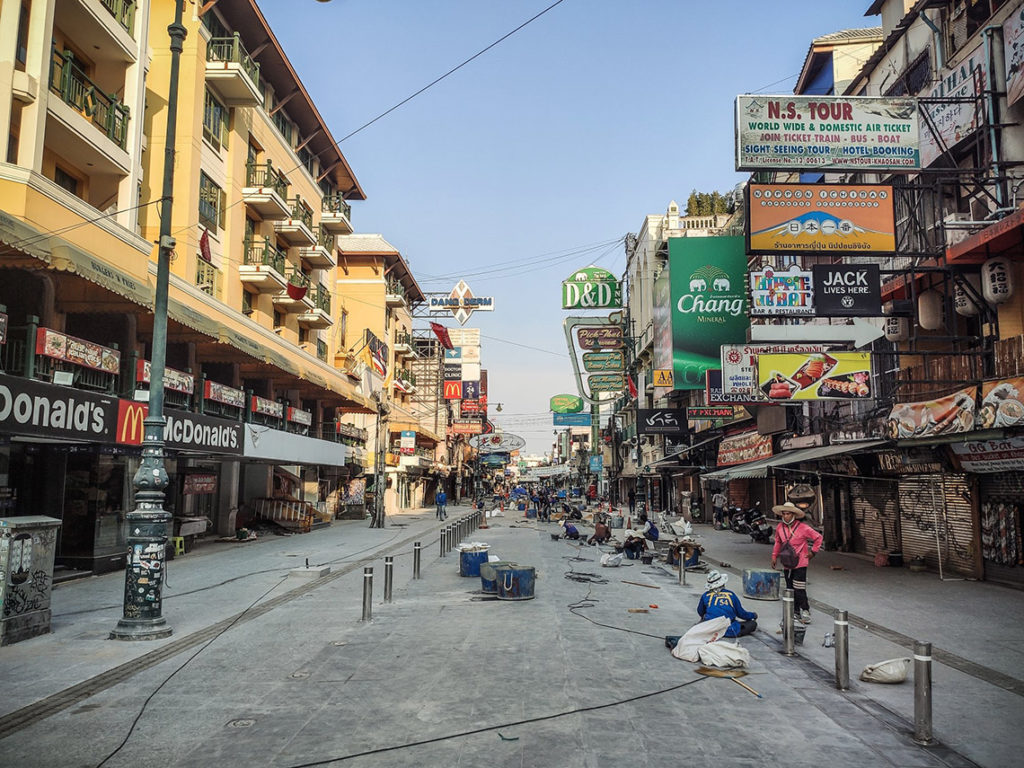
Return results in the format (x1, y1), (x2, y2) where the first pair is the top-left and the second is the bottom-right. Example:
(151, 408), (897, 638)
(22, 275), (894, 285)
(757, 352), (873, 402)
(885, 387), (977, 439)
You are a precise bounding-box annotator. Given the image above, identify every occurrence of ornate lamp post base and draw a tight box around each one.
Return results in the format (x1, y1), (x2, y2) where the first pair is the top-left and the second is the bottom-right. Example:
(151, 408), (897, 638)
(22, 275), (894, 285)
(110, 616), (172, 641)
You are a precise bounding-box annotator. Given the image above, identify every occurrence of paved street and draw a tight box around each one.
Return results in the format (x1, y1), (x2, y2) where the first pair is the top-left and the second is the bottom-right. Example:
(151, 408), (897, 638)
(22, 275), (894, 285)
(1, 505), (1022, 767)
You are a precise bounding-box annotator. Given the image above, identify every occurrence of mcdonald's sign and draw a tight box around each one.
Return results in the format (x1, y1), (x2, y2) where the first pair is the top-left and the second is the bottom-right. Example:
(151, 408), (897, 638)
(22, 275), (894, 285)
(117, 400), (148, 445)
(443, 381), (463, 400)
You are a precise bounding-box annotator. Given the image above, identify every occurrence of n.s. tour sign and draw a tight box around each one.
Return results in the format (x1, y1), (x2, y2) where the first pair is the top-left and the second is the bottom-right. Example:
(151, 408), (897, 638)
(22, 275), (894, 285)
(562, 266), (622, 309)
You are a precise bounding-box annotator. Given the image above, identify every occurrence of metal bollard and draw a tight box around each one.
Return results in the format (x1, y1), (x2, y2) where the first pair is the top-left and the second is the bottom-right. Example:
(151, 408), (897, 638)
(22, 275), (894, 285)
(361, 567), (373, 622)
(913, 640), (935, 745)
(413, 542), (421, 580)
(384, 556), (393, 603)
(834, 609), (849, 690)
(782, 588), (796, 656)
(440, 528), (446, 557)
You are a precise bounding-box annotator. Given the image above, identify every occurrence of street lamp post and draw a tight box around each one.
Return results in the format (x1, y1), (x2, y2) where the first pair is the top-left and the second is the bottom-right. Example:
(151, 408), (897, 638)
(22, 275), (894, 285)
(111, 0), (187, 640)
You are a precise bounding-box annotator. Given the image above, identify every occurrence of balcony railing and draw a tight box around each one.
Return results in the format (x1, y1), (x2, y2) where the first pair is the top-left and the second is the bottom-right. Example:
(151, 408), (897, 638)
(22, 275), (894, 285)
(49, 48), (130, 149)
(318, 227), (335, 252)
(395, 332), (412, 347)
(100, 0), (136, 35)
(317, 339), (328, 362)
(207, 34), (260, 88)
(245, 161), (289, 199)
(313, 283), (331, 313)
(287, 268), (311, 290)
(287, 198), (314, 231)
(244, 237), (286, 274)
(399, 370), (417, 387)
(322, 193), (351, 218)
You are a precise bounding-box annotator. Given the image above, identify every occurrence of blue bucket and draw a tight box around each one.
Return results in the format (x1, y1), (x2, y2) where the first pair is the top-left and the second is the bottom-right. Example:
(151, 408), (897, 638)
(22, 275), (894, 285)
(495, 565), (536, 601)
(742, 568), (780, 601)
(459, 549), (489, 577)
(479, 560), (516, 594)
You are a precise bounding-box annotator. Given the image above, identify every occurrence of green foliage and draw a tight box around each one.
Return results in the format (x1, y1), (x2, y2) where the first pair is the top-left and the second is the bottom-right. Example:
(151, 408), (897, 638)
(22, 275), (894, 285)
(685, 189), (732, 216)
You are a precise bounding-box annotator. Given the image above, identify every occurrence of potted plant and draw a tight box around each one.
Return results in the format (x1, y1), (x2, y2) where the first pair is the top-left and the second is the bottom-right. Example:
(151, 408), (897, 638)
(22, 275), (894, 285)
(286, 271), (308, 300)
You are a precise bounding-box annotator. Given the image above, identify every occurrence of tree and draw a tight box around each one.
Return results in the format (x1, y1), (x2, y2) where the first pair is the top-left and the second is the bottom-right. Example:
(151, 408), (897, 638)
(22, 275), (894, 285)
(685, 189), (732, 216)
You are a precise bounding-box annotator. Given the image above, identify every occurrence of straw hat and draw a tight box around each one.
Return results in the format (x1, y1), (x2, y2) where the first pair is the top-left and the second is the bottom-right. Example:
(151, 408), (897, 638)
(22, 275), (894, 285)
(772, 502), (805, 518)
(706, 570), (728, 590)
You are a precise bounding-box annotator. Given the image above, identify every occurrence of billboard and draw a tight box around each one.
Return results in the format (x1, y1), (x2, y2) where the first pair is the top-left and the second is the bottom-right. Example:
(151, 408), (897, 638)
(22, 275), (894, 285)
(663, 237), (749, 390)
(554, 413), (592, 427)
(757, 351), (873, 401)
(812, 264), (883, 316)
(920, 44), (986, 167)
(747, 184), (895, 254)
(562, 266), (622, 309)
(735, 95), (920, 171)
(748, 265), (814, 316)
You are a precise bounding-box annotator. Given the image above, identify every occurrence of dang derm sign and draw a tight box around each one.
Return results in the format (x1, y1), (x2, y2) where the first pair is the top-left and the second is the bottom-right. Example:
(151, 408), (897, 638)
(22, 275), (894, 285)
(660, 237), (749, 390)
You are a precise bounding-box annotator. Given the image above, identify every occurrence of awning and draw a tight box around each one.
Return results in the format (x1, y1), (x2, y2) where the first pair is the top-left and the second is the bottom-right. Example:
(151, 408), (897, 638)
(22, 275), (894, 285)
(49, 243), (153, 307)
(167, 297), (222, 339)
(702, 439), (887, 481)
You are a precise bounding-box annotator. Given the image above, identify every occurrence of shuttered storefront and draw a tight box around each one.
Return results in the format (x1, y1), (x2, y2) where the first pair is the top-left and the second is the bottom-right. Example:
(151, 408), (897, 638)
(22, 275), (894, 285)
(978, 472), (1024, 585)
(897, 474), (975, 577)
(850, 478), (900, 556)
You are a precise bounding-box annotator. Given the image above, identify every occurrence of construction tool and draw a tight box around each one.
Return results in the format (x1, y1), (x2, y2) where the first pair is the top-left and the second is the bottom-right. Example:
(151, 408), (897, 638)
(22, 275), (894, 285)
(695, 666), (763, 698)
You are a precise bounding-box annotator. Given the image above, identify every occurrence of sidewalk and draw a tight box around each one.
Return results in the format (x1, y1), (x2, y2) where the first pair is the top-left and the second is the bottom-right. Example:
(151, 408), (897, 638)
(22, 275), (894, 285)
(0, 505), (1020, 767)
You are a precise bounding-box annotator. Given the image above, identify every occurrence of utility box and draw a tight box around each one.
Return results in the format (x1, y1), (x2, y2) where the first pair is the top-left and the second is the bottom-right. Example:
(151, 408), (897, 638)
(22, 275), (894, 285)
(0, 516), (62, 645)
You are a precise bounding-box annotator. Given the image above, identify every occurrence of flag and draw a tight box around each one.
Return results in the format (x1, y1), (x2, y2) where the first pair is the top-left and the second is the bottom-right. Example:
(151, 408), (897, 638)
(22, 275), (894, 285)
(430, 322), (454, 350)
(627, 374), (638, 398)
(199, 228), (212, 263)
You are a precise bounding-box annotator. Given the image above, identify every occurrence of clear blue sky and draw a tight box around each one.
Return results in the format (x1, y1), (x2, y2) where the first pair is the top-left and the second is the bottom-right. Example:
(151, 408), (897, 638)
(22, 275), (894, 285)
(258, 0), (877, 454)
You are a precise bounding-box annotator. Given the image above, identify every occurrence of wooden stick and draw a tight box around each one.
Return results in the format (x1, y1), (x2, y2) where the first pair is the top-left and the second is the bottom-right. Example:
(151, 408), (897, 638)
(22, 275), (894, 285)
(731, 677), (762, 698)
(621, 580), (661, 589)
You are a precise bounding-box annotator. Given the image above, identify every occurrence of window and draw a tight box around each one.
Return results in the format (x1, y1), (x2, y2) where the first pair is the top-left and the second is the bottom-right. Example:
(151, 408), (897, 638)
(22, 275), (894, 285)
(16, 2), (29, 70)
(272, 110), (292, 144)
(273, 310), (283, 329)
(242, 291), (253, 316)
(198, 171), (225, 230)
(195, 260), (222, 299)
(203, 89), (229, 150)
(297, 145), (316, 177)
(298, 327), (309, 344)
(202, 10), (229, 38)
(54, 166), (79, 195)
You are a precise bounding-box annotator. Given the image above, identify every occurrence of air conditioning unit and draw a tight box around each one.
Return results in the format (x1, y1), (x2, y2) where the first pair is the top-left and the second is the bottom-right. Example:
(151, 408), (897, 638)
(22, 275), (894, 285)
(943, 212), (973, 248)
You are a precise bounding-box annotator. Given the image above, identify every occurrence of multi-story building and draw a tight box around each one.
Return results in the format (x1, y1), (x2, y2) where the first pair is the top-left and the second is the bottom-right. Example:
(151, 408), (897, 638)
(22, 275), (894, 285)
(0, 0), (389, 577)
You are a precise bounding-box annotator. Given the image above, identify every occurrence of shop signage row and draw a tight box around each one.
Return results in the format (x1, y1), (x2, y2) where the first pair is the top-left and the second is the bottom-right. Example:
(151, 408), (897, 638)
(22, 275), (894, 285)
(205, 380), (245, 409)
(748, 264), (883, 317)
(36, 328), (120, 375)
(136, 360), (195, 395)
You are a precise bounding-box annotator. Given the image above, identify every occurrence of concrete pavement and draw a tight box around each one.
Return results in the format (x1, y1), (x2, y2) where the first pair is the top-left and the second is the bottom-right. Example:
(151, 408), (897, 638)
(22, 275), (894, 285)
(0, 504), (1021, 767)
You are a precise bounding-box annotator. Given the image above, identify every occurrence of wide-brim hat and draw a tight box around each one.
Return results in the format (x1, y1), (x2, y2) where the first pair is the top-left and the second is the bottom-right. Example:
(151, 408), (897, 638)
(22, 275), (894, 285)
(772, 502), (805, 518)
(706, 570), (728, 590)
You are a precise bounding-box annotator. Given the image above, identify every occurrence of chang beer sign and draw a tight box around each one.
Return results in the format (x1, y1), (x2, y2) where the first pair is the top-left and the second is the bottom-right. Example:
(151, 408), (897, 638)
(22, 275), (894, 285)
(665, 237), (749, 390)
(562, 266), (622, 309)
(550, 394), (584, 413)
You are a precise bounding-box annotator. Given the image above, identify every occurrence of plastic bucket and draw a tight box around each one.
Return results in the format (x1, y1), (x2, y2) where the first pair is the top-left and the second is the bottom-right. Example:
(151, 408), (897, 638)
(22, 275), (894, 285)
(742, 568), (780, 601)
(609, 516), (624, 529)
(459, 549), (490, 577)
(479, 560), (516, 594)
(495, 565), (536, 601)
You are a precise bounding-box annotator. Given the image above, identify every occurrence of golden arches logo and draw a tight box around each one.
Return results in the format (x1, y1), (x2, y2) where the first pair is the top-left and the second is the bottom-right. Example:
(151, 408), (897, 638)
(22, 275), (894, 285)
(118, 401), (147, 444)
(443, 381), (462, 399)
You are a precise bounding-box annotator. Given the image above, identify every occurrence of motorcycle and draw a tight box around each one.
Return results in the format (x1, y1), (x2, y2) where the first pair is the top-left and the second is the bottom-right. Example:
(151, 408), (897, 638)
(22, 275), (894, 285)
(748, 503), (773, 544)
(729, 505), (752, 535)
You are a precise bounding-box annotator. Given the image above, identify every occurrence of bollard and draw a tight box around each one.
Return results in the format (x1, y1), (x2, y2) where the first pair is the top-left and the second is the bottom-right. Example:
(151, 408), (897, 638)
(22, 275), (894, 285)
(782, 588), (796, 656)
(913, 640), (935, 745)
(413, 542), (421, 580)
(440, 528), (446, 558)
(834, 609), (849, 690)
(361, 567), (373, 622)
(384, 556), (393, 603)
(678, 558), (686, 587)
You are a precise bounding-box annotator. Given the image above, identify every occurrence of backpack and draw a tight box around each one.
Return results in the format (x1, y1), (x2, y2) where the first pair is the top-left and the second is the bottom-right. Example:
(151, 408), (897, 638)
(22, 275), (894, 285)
(777, 525), (799, 569)
(647, 523), (659, 541)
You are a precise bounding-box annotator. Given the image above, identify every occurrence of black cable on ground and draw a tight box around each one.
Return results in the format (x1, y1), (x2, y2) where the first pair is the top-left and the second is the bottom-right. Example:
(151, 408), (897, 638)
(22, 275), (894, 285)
(281, 676), (708, 768)
(94, 574), (290, 768)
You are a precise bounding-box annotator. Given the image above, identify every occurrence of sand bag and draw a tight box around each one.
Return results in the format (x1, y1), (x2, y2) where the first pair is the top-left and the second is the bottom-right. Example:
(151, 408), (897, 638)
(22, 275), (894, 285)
(859, 657), (911, 684)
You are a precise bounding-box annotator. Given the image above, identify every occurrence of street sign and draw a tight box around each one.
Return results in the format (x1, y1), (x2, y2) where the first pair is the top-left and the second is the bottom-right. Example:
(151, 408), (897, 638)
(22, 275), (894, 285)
(749, 319), (884, 348)
(653, 369), (674, 388)
(582, 351), (624, 372)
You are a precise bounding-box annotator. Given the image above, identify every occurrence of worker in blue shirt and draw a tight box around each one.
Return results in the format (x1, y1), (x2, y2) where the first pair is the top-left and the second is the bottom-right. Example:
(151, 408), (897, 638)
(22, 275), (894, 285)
(696, 570), (758, 638)
(436, 490), (447, 521)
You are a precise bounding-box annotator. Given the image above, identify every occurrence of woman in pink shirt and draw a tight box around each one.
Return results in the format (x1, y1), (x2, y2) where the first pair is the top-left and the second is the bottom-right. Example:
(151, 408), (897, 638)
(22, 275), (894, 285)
(771, 502), (823, 624)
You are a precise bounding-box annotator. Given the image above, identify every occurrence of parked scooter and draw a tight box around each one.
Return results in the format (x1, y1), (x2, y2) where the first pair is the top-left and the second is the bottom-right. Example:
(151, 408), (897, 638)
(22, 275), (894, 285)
(729, 504), (752, 534)
(748, 502), (772, 544)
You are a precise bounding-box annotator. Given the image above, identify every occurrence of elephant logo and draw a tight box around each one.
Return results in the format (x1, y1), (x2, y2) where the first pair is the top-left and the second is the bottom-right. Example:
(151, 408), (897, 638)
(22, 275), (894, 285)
(689, 278), (707, 292)
(713, 277), (731, 292)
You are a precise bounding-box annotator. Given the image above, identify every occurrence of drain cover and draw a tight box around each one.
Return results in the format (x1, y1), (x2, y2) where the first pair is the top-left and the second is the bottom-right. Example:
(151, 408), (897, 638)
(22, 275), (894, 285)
(290, 671), (310, 679)
(227, 719), (256, 728)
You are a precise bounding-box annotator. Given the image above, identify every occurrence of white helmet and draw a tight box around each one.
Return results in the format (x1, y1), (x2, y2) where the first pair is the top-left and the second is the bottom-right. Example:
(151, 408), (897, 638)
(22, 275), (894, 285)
(706, 570), (728, 590)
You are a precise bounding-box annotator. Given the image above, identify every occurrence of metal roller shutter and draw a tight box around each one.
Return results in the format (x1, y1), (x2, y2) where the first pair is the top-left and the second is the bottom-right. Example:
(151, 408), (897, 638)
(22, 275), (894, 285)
(978, 473), (1024, 585)
(850, 478), (900, 556)
(898, 474), (975, 577)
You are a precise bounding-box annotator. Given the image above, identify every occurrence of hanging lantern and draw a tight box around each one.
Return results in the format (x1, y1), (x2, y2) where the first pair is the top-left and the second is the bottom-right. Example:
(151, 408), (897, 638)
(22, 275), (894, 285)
(917, 290), (943, 330)
(981, 257), (1014, 304)
(953, 273), (982, 316)
(884, 315), (909, 342)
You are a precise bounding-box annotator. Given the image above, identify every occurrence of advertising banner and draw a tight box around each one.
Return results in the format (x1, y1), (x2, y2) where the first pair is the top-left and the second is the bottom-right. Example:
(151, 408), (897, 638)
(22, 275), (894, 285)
(757, 351), (873, 401)
(472, 433), (526, 452)
(554, 413), (592, 427)
(462, 380), (480, 399)
(582, 351), (624, 372)
(576, 326), (623, 350)
(748, 265), (814, 316)
(1005, 12), (1024, 107)
(953, 438), (1024, 472)
(736, 95), (919, 171)
(136, 360), (196, 395)
(0, 372), (118, 441)
(717, 430), (773, 467)
(588, 374), (624, 392)
(978, 378), (1024, 429)
(119, 401), (244, 454)
(636, 408), (688, 437)
(443, 381), (463, 400)
(747, 184), (895, 254)
(562, 266), (622, 309)
(450, 419), (484, 435)
(36, 328), (120, 374)
(720, 342), (834, 398)
(666, 237), (749, 391)
(589, 455), (604, 472)
(550, 394), (584, 413)
(811, 264), (883, 316)
(204, 380), (245, 408)
(884, 387), (977, 439)
(400, 430), (415, 455)
(920, 44), (986, 168)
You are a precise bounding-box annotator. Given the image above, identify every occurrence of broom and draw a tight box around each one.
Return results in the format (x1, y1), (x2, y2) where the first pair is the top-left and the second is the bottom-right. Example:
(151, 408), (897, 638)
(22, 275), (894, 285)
(695, 666), (762, 698)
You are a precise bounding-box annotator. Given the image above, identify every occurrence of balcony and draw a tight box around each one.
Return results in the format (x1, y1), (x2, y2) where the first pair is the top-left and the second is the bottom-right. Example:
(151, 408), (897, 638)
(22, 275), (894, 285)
(205, 34), (262, 106)
(298, 284), (333, 329)
(393, 332), (417, 358)
(385, 279), (407, 308)
(273, 269), (315, 312)
(395, 369), (417, 395)
(300, 227), (336, 269)
(243, 161), (290, 220)
(48, 48), (130, 151)
(274, 198), (317, 247)
(100, 0), (136, 36)
(320, 193), (353, 234)
(239, 237), (288, 293)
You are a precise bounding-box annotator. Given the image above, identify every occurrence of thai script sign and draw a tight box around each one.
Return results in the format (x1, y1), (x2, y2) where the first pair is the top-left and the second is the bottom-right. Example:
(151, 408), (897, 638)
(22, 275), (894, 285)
(636, 408), (687, 437)
(562, 266), (622, 309)
(748, 184), (895, 253)
(920, 44), (986, 168)
(576, 326), (623, 350)
(757, 352), (873, 401)
(720, 343), (834, 399)
(735, 95), (920, 171)
(705, 369), (759, 405)
(748, 265), (814, 316)
(582, 351), (624, 372)
(717, 429), (773, 467)
(36, 328), (120, 374)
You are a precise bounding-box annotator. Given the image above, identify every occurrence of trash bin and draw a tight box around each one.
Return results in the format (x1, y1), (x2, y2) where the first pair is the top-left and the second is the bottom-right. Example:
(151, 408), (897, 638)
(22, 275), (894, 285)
(0, 516), (62, 645)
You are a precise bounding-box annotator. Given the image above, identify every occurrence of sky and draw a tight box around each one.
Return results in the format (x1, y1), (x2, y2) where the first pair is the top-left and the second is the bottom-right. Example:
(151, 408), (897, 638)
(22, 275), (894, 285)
(256, 0), (878, 454)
